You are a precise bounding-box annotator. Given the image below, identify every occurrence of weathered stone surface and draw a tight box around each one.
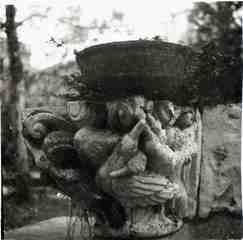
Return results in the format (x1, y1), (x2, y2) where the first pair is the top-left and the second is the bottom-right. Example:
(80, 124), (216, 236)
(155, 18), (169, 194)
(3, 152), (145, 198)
(93, 98), (202, 237)
(66, 100), (107, 129)
(74, 127), (120, 169)
(23, 96), (203, 238)
(199, 103), (242, 217)
(19, 38), (242, 239)
(5, 213), (243, 240)
(22, 101), (107, 133)
(75, 40), (200, 103)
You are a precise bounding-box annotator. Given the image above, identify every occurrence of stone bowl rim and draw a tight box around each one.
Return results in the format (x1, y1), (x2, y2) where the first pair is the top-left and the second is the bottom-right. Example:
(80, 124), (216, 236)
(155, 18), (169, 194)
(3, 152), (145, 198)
(75, 40), (199, 58)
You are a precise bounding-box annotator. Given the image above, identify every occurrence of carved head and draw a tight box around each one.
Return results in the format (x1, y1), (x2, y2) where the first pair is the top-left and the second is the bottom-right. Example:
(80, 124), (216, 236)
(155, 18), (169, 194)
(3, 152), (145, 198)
(174, 108), (195, 130)
(106, 96), (146, 133)
(153, 100), (175, 128)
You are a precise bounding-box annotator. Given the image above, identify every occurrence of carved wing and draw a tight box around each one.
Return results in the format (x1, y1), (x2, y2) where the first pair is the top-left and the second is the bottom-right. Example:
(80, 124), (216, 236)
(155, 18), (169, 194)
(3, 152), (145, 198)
(111, 174), (179, 207)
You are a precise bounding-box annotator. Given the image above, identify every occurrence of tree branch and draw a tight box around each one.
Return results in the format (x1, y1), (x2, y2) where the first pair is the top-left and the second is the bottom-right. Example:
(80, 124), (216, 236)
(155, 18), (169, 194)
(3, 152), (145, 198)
(16, 13), (47, 27)
(5, 5), (23, 86)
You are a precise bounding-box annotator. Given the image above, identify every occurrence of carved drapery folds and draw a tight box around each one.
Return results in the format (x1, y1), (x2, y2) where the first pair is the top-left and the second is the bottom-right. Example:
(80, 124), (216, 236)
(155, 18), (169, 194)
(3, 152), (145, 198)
(23, 95), (202, 238)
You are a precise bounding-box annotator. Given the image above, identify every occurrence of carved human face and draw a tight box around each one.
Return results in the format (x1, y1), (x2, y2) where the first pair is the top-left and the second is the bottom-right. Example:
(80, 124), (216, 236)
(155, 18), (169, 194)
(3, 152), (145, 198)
(117, 103), (136, 131)
(175, 111), (195, 130)
(154, 101), (175, 128)
(107, 96), (146, 132)
(183, 112), (194, 127)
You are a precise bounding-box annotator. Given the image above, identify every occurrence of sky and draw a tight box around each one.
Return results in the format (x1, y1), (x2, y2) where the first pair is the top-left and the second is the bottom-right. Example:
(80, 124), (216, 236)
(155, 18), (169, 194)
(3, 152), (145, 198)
(0, 0), (194, 70)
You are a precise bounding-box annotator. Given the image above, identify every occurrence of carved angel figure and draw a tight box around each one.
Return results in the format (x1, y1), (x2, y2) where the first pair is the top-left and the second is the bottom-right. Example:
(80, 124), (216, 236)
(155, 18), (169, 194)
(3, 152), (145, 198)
(93, 97), (182, 237)
(151, 101), (200, 219)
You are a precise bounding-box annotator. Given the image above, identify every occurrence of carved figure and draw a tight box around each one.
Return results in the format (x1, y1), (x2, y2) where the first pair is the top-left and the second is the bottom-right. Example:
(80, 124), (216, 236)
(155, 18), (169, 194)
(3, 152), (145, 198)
(22, 95), (202, 239)
(91, 97), (182, 237)
(166, 109), (199, 218)
(151, 101), (200, 219)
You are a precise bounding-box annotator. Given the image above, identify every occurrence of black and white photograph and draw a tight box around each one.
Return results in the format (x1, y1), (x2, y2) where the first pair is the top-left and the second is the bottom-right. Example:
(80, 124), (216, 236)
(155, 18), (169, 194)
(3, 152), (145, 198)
(1, 1), (242, 239)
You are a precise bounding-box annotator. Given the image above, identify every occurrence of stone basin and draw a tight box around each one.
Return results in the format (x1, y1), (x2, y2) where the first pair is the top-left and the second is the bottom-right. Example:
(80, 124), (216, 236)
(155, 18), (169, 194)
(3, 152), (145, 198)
(75, 40), (200, 102)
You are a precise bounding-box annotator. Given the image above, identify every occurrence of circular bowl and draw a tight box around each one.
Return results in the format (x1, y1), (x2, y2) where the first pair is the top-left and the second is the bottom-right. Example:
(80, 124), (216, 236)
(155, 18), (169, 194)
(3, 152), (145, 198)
(75, 40), (200, 102)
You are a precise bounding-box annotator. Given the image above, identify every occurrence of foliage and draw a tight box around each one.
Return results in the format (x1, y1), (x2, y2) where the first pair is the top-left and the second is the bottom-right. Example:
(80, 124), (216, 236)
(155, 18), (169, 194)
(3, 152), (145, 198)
(1, 5), (51, 204)
(58, 7), (127, 44)
(61, 72), (111, 102)
(187, 2), (242, 105)
(24, 61), (78, 107)
(197, 42), (240, 106)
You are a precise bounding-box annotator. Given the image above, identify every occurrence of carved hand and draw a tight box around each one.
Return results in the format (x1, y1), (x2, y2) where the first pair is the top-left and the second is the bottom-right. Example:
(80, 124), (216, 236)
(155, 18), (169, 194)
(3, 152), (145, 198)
(146, 113), (166, 142)
(109, 152), (147, 178)
(100, 118), (146, 180)
(37, 154), (51, 170)
(146, 113), (161, 133)
(108, 119), (147, 178)
(142, 123), (176, 173)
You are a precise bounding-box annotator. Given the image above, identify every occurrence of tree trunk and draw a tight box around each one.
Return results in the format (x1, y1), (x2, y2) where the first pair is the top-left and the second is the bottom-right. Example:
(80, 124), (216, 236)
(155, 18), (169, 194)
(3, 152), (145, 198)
(4, 5), (30, 201)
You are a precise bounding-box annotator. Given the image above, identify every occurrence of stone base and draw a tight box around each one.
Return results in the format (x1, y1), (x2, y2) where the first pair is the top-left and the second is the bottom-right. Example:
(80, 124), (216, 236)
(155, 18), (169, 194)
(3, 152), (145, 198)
(94, 206), (183, 238)
(5, 214), (242, 240)
(130, 218), (183, 238)
(94, 219), (182, 239)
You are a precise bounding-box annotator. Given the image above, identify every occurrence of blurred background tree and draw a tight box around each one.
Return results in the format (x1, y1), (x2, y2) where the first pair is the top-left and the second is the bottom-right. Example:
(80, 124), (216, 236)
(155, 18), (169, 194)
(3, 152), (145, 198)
(1, 5), (49, 205)
(24, 6), (131, 107)
(187, 2), (242, 104)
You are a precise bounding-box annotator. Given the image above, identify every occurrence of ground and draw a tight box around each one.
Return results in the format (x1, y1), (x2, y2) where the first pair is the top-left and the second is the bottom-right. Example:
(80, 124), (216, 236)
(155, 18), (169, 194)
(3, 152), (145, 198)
(3, 187), (70, 232)
(2, 172), (243, 239)
(4, 190), (243, 240)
